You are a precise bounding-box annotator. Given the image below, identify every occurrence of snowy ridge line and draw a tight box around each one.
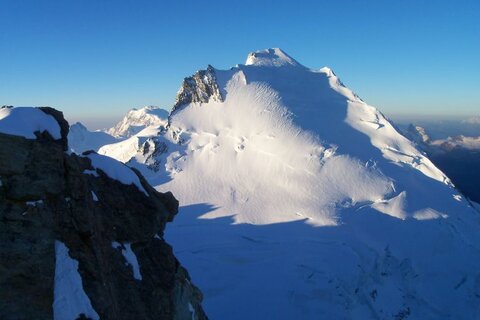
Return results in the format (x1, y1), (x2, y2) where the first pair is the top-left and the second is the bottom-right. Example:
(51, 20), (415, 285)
(112, 241), (143, 280)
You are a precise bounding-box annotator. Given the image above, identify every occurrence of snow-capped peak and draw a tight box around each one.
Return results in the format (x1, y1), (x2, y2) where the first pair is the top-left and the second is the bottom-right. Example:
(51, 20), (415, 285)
(68, 121), (118, 154)
(405, 124), (430, 144)
(97, 50), (480, 319)
(245, 48), (302, 67)
(107, 106), (168, 138)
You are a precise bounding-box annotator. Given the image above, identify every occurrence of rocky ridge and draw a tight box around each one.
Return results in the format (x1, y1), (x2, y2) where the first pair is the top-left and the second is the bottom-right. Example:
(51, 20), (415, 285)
(0, 107), (207, 320)
(171, 65), (224, 116)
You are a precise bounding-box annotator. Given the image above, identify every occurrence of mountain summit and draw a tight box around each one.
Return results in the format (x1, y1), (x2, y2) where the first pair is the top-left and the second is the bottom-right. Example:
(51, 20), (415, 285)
(107, 106), (169, 138)
(96, 49), (480, 319)
(245, 48), (303, 67)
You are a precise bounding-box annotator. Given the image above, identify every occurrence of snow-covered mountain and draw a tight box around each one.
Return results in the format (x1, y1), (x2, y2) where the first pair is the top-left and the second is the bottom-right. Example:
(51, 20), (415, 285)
(106, 106), (168, 138)
(405, 123), (431, 145)
(98, 48), (480, 319)
(404, 123), (480, 153)
(68, 105), (169, 155)
(68, 122), (119, 153)
(431, 135), (480, 151)
(402, 123), (480, 204)
(99, 126), (166, 170)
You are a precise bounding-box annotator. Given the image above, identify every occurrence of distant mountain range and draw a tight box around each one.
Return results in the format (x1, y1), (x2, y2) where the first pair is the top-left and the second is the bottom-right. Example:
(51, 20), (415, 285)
(405, 123), (480, 204)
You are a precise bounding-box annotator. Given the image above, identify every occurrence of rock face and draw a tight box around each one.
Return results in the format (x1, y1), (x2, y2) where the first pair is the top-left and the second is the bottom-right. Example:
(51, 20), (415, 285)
(405, 124), (430, 145)
(138, 137), (169, 172)
(0, 108), (207, 320)
(171, 65), (223, 115)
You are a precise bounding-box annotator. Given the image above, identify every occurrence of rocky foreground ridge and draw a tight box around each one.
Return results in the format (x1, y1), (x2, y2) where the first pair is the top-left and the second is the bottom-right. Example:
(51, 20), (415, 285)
(0, 107), (207, 320)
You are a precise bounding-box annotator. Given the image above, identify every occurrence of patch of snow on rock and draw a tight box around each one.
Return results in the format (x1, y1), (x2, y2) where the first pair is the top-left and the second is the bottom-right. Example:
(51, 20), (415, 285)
(188, 303), (196, 320)
(26, 200), (44, 206)
(53, 241), (100, 320)
(0, 107), (61, 139)
(84, 153), (148, 196)
(112, 241), (142, 280)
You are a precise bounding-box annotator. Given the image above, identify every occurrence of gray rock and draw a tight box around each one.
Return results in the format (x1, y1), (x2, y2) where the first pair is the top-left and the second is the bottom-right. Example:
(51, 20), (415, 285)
(171, 65), (223, 116)
(0, 108), (207, 320)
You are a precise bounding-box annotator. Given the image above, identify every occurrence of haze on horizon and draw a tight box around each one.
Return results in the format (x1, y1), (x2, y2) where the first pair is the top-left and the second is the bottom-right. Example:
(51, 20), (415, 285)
(1, 0), (479, 129)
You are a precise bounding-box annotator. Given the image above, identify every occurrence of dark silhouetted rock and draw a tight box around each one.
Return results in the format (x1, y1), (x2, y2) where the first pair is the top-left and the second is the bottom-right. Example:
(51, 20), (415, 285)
(0, 108), (207, 320)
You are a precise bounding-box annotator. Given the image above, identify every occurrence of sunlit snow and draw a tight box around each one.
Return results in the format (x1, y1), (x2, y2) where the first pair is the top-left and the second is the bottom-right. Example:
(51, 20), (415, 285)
(97, 48), (480, 319)
(83, 153), (148, 196)
(0, 107), (61, 140)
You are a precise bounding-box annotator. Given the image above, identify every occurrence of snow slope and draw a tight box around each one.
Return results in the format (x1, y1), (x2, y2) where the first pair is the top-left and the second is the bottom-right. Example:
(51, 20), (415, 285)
(83, 152), (149, 196)
(99, 48), (480, 319)
(98, 126), (163, 163)
(67, 106), (167, 153)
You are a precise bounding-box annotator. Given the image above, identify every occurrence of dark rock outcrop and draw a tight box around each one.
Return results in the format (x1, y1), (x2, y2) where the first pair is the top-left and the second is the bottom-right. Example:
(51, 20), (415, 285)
(0, 108), (207, 319)
(171, 65), (223, 116)
(137, 137), (169, 172)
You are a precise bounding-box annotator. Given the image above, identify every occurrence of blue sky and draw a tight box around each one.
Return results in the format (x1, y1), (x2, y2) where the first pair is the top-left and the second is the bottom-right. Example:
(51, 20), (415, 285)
(1, 0), (479, 128)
